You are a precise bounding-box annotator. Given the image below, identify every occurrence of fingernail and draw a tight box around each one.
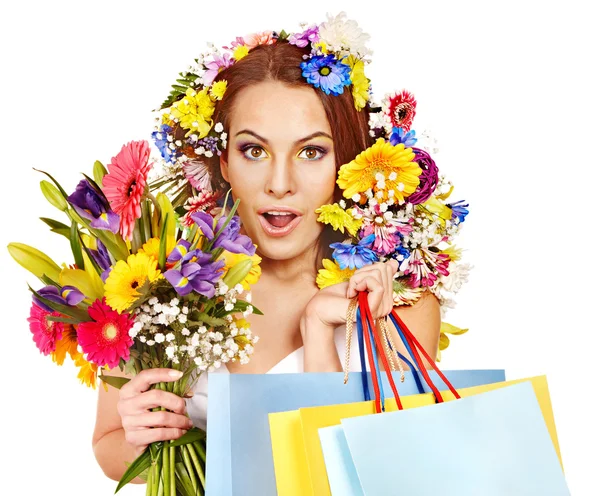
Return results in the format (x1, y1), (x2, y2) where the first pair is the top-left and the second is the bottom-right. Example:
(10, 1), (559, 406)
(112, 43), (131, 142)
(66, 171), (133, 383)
(169, 370), (183, 378)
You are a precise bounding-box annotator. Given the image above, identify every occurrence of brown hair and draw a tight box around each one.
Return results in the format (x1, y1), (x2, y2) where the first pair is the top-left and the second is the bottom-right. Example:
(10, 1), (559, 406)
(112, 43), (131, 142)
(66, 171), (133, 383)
(207, 41), (375, 270)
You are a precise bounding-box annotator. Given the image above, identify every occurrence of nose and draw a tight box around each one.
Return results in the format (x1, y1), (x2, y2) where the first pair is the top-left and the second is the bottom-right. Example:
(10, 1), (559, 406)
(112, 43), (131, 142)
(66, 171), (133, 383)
(265, 155), (296, 198)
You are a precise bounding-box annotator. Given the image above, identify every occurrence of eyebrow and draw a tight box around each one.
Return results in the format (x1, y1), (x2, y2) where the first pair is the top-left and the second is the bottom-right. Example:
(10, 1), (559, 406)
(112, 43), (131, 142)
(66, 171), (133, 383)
(234, 129), (333, 146)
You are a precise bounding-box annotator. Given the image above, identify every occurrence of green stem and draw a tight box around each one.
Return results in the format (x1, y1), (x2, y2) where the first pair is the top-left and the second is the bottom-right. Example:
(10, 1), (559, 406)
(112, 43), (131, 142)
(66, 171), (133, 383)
(181, 445), (199, 494)
(169, 443), (176, 496)
(162, 444), (170, 496)
(192, 440), (206, 464)
(186, 443), (205, 488)
(145, 462), (153, 496)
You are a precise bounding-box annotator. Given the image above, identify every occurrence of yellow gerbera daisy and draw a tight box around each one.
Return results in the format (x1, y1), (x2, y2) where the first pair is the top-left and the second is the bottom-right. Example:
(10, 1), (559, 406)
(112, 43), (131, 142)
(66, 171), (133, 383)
(232, 45), (249, 61)
(316, 258), (356, 289)
(344, 55), (370, 111)
(169, 87), (215, 138)
(104, 252), (162, 312)
(210, 80), (228, 100)
(315, 203), (362, 236)
(138, 237), (177, 263)
(73, 352), (100, 389)
(337, 138), (422, 204)
(220, 251), (262, 290)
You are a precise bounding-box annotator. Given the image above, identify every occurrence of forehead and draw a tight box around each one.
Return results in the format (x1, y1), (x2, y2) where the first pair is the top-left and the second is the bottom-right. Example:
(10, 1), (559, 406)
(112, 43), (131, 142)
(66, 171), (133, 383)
(229, 81), (332, 138)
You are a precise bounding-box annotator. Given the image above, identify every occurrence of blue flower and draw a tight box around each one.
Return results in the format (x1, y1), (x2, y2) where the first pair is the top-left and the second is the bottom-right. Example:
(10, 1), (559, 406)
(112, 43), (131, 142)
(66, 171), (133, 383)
(330, 234), (379, 270)
(447, 200), (469, 223)
(390, 127), (417, 147)
(300, 54), (351, 96)
(152, 124), (177, 163)
(394, 244), (411, 262)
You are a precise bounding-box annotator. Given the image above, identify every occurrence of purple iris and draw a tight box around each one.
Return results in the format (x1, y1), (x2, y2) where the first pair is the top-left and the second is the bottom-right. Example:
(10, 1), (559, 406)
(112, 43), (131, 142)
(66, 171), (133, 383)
(33, 285), (85, 312)
(164, 250), (225, 297)
(88, 239), (113, 282)
(390, 127), (418, 147)
(330, 234), (379, 270)
(300, 54), (351, 96)
(447, 200), (469, 223)
(288, 24), (319, 48)
(190, 211), (255, 256)
(67, 179), (119, 233)
(167, 239), (192, 263)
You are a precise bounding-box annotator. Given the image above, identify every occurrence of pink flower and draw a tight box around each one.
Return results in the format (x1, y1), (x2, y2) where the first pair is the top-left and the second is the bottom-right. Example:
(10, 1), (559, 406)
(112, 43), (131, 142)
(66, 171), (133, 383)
(76, 298), (134, 369)
(403, 247), (451, 288)
(102, 140), (152, 240)
(181, 191), (221, 227)
(243, 30), (276, 48)
(182, 159), (213, 191)
(203, 52), (235, 86)
(27, 301), (64, 355)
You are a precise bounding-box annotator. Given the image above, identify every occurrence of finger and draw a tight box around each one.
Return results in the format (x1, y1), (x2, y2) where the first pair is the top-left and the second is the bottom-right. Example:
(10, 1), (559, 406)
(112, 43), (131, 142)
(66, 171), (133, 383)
(348, 275), (385, 313)
(347, 271), (384, 299)
(120, 368), (183, 400)
(123, 388), (187, 414)
(125, 427), (188, 448)
(123, 411), (194, 431)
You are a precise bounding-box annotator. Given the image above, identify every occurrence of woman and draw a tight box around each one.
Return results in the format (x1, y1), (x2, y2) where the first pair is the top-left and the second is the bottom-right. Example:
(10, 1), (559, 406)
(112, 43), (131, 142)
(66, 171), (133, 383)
(92, 36), (441, 483)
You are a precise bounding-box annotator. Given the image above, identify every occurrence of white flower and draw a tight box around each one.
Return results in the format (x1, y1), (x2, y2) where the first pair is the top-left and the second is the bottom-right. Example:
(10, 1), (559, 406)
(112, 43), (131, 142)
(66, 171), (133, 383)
(318, 11), (372, 58)
(198, 325), (208, 334)
(182, 306), (189, 315)
(214, 122), (224, 133)
(178, 314), (188, 324)
(225, 302), (234, 311)
(148, 297), (158, 305)
(153, 303), (163, 314)
(165, 332), (175, 342)
(234, 283), (244, 294)
(181, 327), (190, 336)
(138, 335), (147, 343)
(166, 346), (176, 359)
(154, 333), (166, 343)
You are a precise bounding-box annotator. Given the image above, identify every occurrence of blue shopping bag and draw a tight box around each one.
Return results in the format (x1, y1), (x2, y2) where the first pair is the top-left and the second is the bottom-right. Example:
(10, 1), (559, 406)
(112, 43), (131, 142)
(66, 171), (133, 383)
(204, 369), (506, 495)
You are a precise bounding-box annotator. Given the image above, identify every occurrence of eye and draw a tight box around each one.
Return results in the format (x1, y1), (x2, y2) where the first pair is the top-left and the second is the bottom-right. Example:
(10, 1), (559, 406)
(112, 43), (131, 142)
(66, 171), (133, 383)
(240, 145), (268, 161)
(298, 146), (327, 161)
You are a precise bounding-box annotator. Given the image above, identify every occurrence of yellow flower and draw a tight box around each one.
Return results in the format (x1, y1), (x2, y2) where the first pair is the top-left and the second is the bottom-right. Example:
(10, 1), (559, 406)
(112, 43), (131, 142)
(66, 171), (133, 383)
(73, 352), (100, 389)
(344, 55), (370, 111)
(220, 250), (262, 290)
(314, 41), (329, 54)
(210, 80), (228, 100)
(437, 321), (469, 362)
(315, 203), (362, 236)
(337, 138), (422, 204)
(169, 87), (215, 138)
(50, 324), (79, 366)
(104, 252), (162, 312)
(439, 244), (463, 262)
(420, 195), (453, 220)
(316, 259), (355, 289)
(138, 237), (177, 263)
(232, 45), (249, 61)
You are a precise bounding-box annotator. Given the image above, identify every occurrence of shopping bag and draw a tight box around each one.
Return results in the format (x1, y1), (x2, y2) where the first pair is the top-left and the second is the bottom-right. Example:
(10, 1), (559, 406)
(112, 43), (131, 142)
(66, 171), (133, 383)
(324, 381), (569, 495)
(270, 374), (562, 496)
(206, 369), (506, 495)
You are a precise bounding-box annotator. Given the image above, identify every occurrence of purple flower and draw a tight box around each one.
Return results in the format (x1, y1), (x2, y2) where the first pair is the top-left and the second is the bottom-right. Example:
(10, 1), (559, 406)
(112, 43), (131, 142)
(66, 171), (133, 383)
(33, 285), (85, 312)
(448, 200), (469, 223)
(164, 250), (225, 297)
(88, 239), (112, 282)
(288, 24), (319, 47)
(213, 216), (255, 256)
(330, 234), (379, 270)
(203, 52), (234, 86)
(390, 127), (418, 147)
(190, 211), (216, 240)
(68, 179), (119, 233)
(167, 239), (192, 263)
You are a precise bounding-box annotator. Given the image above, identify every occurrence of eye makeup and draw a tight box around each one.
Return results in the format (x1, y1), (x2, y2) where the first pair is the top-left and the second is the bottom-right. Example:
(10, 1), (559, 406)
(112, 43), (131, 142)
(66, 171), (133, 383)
(235, 142), (330, 162)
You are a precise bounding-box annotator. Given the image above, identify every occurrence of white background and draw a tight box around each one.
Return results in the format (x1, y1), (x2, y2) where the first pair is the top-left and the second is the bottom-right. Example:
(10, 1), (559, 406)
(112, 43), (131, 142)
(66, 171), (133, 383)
(1, 1), (598, 494)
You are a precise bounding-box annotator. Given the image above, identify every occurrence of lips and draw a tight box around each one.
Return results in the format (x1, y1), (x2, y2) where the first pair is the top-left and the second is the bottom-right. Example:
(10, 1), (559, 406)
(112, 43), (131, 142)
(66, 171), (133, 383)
(257, 206), (303, 237)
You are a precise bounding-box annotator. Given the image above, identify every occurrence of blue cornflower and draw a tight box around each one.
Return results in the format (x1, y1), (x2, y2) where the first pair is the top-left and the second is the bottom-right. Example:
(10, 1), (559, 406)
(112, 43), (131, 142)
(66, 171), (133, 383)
(448, 200), (469, 223)
(390, 127), (418, 147)
(300, 54), (351, 96)
(152, 124), (177, 163)
(330, 234), (379, 270)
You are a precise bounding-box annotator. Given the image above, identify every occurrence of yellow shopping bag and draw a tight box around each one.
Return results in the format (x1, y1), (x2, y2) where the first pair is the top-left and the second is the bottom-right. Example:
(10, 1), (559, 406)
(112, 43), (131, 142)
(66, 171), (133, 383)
(268, 375), (563, 496)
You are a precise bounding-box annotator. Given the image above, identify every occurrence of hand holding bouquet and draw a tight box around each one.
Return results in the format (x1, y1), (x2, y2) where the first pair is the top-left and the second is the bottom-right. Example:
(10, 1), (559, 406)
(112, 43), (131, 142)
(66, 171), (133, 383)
(8, 139), (262, 495)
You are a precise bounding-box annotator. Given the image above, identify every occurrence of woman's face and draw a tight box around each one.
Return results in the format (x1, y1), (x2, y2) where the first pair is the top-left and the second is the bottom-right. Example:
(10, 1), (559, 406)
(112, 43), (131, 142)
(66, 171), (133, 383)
(220, 80), (337, 263)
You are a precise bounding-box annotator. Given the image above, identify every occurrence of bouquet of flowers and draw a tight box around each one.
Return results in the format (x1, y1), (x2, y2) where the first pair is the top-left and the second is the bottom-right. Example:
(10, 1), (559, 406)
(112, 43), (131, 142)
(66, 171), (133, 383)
(315, 90), (472, 360)
(7, 139), (262, 495)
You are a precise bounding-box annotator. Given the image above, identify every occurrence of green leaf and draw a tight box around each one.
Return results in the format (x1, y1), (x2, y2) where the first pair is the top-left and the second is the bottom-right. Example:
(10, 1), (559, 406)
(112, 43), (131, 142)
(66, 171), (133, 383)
(195, 314), (227, 327)
(70, 221), (85, 270)
(158, 212), (170, 271)
(168, 428), (205, 448)
(114, 447), (152, 493)
(46, 315), (82, 325)
(99, 374), (131, 389)
(174, 461), (196, 496)
(40, 217), (70, 231)
(93, 160), (108, 186)
(32, 168), (69, 198)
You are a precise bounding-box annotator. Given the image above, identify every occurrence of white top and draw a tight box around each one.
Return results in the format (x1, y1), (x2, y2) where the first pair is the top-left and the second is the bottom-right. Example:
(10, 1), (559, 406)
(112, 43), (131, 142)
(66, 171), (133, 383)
(185, 323), (365, 430)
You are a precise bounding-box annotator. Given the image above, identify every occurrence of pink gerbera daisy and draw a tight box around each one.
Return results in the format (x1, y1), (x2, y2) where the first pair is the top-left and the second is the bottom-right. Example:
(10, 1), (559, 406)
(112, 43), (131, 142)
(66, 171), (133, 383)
(27, 301), (64, 355)
(181, 191), (221, 227)
(102, 140), (152, 240)
(76, 298), (134, 369)
(383, 90), (417, 132)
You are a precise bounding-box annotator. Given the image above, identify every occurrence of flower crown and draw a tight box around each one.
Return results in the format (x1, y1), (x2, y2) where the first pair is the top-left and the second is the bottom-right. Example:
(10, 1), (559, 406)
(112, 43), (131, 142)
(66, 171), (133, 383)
(150, 11), (471, 360)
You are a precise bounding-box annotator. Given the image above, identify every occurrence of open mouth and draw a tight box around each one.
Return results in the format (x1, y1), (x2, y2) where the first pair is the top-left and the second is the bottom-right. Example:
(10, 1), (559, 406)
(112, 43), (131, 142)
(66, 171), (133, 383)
(258, 208), (303, 237)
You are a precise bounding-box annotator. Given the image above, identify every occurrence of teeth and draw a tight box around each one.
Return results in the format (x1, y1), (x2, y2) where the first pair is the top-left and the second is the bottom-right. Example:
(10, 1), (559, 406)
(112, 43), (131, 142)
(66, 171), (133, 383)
(265, 211), (294, 216)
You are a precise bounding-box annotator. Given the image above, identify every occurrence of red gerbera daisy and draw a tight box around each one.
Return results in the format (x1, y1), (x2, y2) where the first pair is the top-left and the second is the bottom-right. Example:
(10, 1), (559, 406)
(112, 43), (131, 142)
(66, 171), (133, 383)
(76, 298), (134, 369)
(181, 190), (221, 227)
(102, 140), (152, 240)
(27, 301), (64, 355)
(383, 90), (417, 132)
